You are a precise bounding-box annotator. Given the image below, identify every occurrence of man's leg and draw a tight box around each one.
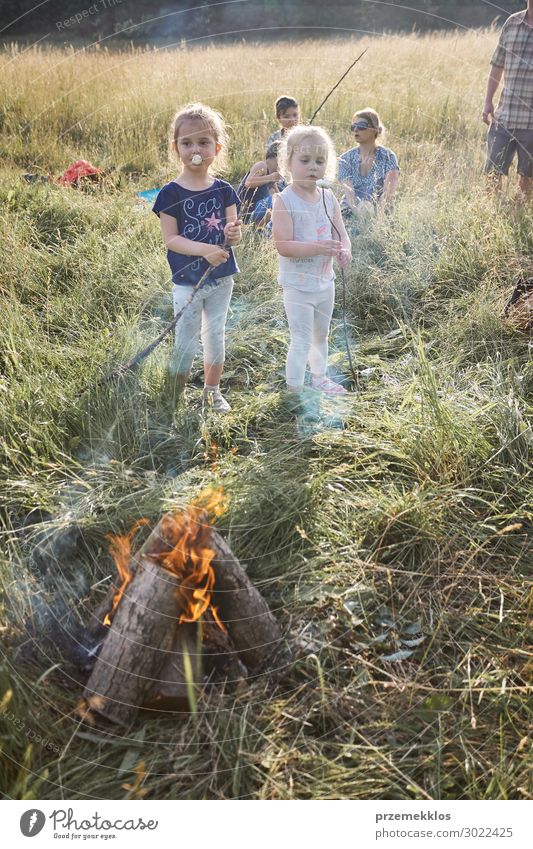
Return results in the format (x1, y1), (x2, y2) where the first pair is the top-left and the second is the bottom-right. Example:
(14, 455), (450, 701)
(518, 175), (533, 198)
(485, 123), (515, 192)
(515, 130), (533, 200)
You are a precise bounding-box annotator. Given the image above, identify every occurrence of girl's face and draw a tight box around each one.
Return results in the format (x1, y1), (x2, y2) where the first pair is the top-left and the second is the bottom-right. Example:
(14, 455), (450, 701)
(289, 141), (327, 186)
(175, 117), (221, 167)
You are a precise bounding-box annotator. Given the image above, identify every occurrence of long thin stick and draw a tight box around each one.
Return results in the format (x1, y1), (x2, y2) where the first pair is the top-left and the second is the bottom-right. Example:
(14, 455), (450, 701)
(79, 257), (223, 396)
(308, 48), (368, 125)
(321, 189), (359, 389)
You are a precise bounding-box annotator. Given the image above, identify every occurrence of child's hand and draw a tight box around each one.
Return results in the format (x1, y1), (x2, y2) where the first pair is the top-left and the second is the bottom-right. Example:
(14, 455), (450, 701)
(224, 219), (242, 243)
(317, 239), (342, 257)
(337, 246), (352, 268)
(203, 245), (230, 266)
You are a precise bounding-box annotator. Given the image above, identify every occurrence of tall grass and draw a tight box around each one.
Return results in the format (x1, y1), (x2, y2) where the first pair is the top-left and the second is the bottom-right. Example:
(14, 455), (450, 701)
(0, 31), (531, 800)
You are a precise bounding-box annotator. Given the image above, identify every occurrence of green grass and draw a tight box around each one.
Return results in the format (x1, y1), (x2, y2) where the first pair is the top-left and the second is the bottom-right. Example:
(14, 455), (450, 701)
(0, 31), (532, 800)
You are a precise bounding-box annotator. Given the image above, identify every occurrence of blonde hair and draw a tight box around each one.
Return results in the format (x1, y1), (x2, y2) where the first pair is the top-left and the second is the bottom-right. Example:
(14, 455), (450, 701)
(169, 102), (228, 173)
(353, 107), (384, 138)
(278, 125), (337, 183)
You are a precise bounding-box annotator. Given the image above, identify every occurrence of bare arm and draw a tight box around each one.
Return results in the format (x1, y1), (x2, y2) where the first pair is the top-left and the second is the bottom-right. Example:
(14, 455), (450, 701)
(483, 64), (503, 124)
(223, 203), (242, 246)
(332, 197), (352, 267)
(160, 212), (213, 257)
(341, 179), (359, 214)
(272, 194), (341, 259)
(379, 169), (399, 208)
(159, 211), (229, 266)
(245, 161), (281, 188)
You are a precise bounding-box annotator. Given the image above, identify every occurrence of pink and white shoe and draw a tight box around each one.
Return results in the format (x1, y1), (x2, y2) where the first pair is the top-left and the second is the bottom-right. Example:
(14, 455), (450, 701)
(312, 376), (348, 395)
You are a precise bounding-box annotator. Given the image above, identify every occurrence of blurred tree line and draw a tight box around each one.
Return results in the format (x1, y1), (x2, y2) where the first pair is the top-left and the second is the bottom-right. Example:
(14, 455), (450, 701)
(0, 0), (526, 39)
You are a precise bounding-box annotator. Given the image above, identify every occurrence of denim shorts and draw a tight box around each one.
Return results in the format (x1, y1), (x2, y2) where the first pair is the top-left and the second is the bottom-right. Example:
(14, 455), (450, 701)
(485, 123), (533, 178)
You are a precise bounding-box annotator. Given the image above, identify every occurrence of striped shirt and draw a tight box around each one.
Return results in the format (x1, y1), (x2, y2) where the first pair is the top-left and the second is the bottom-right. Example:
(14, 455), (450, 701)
(491, 10), (533, 130)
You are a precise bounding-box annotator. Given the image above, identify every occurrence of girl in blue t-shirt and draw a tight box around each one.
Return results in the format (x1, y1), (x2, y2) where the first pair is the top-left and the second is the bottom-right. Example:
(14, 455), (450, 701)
(153, 103), (242, 414)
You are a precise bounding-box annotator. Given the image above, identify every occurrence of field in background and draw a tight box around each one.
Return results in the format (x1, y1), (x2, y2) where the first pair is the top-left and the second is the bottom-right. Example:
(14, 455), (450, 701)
(0, 32), (532, 801)
(1, 29), (503, 180)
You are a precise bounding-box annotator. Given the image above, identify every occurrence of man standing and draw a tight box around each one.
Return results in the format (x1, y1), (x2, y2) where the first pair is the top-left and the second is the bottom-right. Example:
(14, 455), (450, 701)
(483, 2), (533, 197)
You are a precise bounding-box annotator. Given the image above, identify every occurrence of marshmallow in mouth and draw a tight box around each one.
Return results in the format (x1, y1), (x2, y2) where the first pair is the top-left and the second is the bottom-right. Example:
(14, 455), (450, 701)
(191, 154), (203, 165)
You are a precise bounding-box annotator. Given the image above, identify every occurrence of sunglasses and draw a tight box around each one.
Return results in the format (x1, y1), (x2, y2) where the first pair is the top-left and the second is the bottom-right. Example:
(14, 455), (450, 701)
(351, 121), (373, 131)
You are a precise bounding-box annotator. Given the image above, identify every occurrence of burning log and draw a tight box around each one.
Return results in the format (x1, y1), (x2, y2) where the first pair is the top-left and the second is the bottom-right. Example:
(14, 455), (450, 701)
(143, 622), (199, 713)
(81, 496), (283, 727)
(82, 555), (184, 726)
(210, 531), (283, 671)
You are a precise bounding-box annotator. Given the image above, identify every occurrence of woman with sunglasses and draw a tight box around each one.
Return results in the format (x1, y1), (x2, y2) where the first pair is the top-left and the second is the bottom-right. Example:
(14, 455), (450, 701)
(338, 108), (399, 222)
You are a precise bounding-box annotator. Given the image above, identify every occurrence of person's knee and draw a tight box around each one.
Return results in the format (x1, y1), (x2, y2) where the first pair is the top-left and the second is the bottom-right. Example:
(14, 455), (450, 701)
(171, 343), (196, 372)
(288, 337), (311, 355)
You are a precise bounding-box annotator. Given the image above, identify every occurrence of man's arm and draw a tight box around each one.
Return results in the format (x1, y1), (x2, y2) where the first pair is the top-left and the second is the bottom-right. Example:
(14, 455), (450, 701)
(483, 64), (504, 125)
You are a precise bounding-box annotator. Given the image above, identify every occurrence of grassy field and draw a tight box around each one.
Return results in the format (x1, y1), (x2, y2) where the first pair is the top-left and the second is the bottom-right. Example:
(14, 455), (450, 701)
(0, 30), (532, 801)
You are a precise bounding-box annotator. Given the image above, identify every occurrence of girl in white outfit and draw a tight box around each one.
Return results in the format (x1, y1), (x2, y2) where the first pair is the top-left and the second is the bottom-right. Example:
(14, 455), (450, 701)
(272, 126), (352, 395)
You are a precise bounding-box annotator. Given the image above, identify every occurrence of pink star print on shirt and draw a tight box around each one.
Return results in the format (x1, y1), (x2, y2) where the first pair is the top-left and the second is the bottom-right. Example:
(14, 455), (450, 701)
(204, 212), (223, 232)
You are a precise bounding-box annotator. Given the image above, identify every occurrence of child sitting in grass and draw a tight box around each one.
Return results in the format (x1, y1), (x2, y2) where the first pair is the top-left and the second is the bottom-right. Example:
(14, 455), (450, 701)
(237, 141), (282, 230)
(266, 95), (300, 148)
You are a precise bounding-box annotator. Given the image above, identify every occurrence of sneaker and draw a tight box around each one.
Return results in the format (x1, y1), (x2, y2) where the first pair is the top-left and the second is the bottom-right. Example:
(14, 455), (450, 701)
(203, 387), (231, 413)
(311, 376), (348, 395)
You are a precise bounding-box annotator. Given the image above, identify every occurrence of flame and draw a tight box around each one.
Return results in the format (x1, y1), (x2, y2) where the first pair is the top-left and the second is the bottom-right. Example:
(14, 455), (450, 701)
(104, 519), (149, 626)
(156, 488), (227, 629)
(104, 488), (227, 629)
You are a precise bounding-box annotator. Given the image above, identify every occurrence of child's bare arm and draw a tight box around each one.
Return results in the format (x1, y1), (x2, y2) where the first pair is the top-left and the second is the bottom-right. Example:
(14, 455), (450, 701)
(272, 195), (340, 258)
(341, 180), (358, 213)
(245, 160), (281, 188)
(332, 197), (352, 267)
(159, 212), (229, 266)
(223, 204), (242, 245)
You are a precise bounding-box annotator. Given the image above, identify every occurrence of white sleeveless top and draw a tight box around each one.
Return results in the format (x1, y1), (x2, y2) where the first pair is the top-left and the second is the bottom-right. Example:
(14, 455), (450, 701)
(276, 185), (336, 292)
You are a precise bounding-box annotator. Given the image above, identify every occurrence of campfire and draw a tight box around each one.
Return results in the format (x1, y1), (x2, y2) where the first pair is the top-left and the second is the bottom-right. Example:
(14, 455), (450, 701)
(78, 490), (282, 727)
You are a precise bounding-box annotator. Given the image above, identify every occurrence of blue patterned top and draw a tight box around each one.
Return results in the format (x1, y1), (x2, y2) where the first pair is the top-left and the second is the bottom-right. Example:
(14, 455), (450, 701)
(338, 145), (399, 206)
(153, 179), (240, 286)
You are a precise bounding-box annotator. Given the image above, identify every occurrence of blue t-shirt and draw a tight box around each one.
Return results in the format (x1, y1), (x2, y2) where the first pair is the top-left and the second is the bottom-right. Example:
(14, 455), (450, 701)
(237, 171), (274, 222)
(338, 145), (399, 205)
(152, 179), (240, 286)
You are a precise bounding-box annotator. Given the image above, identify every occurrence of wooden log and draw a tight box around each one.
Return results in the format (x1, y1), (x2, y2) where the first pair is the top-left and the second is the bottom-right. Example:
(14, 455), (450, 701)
(81, 515), (283, 725)
(142, 622), (199, 714)
(82, 556), (181, 726)
(81, 518), (183, 651)
(201, 609), (248, 686)
(210, 530), (283, 671)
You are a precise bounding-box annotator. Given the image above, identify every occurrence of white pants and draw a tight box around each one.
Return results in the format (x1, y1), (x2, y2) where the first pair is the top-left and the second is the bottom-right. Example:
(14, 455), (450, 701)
(170, 276), (233, 375)
(282, 283), (335, 389)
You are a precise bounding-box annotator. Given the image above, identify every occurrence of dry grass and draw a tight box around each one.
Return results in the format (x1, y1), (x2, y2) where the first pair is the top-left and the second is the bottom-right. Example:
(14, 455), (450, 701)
(0, 31), (532, 800)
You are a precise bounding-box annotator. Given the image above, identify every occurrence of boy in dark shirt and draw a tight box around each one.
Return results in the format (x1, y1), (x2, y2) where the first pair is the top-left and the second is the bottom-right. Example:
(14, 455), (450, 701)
(266, 95), (300, 148)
